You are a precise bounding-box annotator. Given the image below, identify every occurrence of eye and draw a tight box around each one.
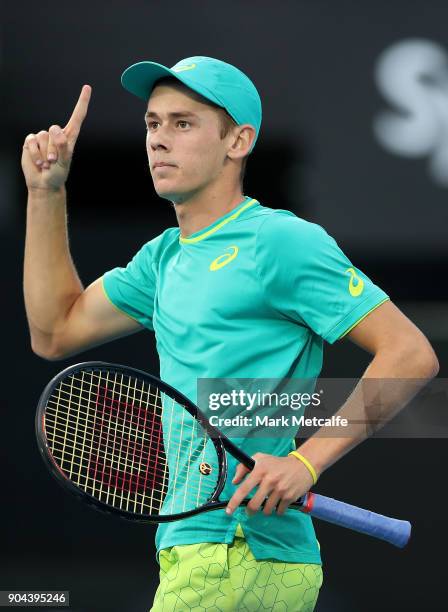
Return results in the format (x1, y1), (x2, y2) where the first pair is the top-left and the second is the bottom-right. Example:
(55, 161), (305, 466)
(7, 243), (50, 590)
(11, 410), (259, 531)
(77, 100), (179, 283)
(177, 120), (190, 129)
(146, 121), (159, 131)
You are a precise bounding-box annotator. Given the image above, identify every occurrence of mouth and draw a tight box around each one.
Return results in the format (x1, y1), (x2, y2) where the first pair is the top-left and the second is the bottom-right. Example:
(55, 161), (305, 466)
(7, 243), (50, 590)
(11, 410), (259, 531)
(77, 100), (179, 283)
(152, 162), (177, 170)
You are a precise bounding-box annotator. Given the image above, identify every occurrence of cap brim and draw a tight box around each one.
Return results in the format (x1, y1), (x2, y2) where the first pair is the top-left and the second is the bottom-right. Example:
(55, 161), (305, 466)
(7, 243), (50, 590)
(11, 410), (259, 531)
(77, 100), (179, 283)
(121, 61), (178, 101)
(121, 61), (228, 116)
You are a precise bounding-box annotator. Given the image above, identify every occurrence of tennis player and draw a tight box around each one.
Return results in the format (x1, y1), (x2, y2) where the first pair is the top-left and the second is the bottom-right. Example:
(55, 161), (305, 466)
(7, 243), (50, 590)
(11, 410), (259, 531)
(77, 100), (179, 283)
(23, 56), (439, 611)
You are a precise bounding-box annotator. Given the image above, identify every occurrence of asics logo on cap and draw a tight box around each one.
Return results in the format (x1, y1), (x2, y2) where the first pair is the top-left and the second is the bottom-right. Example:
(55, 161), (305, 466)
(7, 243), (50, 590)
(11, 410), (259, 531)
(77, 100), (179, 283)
(173, 64), (197, 73)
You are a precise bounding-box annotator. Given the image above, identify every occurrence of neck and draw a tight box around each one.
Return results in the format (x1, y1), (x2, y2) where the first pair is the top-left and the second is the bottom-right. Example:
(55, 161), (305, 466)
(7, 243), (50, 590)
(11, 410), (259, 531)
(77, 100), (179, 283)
(172, 184), (245, 238)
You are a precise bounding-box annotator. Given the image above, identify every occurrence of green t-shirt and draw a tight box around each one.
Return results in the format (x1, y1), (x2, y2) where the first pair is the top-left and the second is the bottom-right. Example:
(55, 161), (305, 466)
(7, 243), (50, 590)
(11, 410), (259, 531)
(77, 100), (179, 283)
(102, 196), (389, 563)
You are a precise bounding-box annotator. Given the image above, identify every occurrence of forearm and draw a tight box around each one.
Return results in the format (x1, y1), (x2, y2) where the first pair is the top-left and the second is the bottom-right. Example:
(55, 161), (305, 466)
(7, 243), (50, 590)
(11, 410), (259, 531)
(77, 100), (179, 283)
(297, 343), (439, 476)
(24, 187), (83, 354)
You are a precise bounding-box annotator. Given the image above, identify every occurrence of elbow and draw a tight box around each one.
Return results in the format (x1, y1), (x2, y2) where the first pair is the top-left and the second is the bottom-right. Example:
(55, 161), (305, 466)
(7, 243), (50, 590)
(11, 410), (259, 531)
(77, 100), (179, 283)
(408, 338), (440, 379)
(379, 333), (440, 380)
(424, 350), (440, 378)
(30, 337), (68, 362)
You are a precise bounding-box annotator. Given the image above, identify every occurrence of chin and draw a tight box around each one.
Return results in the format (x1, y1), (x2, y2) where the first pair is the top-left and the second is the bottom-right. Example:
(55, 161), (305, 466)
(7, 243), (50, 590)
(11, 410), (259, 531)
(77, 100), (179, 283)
(154, 187), (187, 204)
(153, 181), (200, 203)
(153, 179), (178, 198)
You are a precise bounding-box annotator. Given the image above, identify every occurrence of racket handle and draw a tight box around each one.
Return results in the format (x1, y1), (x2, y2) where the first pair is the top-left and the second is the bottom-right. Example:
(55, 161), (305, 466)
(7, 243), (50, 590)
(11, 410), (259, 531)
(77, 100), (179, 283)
(302, 493), (411, 548)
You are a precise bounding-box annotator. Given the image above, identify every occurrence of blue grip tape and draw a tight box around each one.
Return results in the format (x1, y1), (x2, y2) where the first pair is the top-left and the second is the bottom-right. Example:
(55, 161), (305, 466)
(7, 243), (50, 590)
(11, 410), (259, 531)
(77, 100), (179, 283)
(309, 494), (411, 548)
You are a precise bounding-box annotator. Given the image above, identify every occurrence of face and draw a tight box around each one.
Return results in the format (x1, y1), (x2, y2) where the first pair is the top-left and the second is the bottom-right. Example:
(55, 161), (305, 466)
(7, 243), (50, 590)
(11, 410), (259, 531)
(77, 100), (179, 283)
(145, 83), (233, 203)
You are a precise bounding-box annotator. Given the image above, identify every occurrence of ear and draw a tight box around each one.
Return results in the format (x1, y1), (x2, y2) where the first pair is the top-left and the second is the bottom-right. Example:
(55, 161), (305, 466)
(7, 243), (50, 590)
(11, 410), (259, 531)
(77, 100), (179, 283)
(227, 124), (256, 160)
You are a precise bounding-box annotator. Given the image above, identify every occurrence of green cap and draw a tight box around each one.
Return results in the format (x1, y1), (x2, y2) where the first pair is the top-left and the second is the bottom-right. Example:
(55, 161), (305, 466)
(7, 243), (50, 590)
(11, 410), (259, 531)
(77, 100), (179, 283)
(121, 56), (262, 151)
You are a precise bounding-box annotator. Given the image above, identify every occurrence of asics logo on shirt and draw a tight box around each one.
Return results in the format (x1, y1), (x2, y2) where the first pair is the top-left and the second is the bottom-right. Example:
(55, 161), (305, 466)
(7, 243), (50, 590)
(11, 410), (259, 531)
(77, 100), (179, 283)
(346, 267), (364, 297)
(209, 246), (239, 271)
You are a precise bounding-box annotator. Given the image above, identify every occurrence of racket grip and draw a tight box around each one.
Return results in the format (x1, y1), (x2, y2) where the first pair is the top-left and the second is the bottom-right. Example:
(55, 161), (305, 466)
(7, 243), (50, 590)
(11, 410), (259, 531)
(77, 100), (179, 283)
(304, 493), (411, 548)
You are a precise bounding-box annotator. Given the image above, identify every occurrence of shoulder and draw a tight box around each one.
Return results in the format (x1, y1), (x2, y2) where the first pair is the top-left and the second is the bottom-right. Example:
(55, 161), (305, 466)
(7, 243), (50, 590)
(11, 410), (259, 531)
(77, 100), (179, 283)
(135, 227), (179, 261)
(254, 205), (331, 248)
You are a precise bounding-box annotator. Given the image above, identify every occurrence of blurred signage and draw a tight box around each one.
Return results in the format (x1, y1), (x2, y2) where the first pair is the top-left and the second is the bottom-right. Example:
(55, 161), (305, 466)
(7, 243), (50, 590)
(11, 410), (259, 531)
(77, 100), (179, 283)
(374, 38), (448, 187)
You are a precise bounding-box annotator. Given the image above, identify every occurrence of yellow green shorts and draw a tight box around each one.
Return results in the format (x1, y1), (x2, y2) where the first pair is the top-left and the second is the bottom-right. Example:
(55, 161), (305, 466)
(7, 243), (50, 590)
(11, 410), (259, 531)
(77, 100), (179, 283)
(151, 525), (323, 611)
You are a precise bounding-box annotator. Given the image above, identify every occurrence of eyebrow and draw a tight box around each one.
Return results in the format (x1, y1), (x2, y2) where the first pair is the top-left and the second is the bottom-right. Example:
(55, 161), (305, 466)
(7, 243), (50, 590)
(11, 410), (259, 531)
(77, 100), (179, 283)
(144, 111), (199, 120)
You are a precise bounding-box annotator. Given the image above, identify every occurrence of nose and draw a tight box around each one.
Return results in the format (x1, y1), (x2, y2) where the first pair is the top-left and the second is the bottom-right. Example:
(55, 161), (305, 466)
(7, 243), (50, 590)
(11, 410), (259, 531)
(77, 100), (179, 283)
(148, 125), (172, 152)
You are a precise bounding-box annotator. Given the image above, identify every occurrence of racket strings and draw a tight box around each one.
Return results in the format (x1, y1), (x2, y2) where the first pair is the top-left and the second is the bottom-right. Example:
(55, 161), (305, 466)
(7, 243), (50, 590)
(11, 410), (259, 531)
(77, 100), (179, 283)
(65, 453), (216, 501)
(48, 416), (214, 502)
(45, 394), (207, 445)
(45, 394), (212, 475)
(47, 425), (206, 473)
(44, 370), (220, 516)
(46, 427), (216, 492)
(46, 419), (205, 468)
(45, 402), (206, 451)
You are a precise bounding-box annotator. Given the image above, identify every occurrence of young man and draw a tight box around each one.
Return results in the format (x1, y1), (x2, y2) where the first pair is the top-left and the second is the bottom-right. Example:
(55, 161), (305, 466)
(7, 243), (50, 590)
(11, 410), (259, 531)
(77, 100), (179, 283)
(23, 56), (438, 611)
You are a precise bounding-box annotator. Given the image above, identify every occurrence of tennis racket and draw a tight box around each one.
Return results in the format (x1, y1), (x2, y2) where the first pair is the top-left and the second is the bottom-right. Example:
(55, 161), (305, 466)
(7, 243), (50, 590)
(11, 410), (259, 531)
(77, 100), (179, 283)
(35, 362), (411, 548)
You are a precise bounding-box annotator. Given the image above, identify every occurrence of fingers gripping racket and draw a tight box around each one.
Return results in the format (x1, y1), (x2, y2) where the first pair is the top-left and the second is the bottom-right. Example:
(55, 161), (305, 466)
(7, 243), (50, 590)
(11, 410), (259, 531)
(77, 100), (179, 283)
(36, 362), (411, 548)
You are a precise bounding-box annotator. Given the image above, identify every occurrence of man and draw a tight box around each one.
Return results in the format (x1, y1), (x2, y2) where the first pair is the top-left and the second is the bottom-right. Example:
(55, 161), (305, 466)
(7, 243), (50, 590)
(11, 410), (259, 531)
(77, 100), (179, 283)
(23, 56), (439, 611)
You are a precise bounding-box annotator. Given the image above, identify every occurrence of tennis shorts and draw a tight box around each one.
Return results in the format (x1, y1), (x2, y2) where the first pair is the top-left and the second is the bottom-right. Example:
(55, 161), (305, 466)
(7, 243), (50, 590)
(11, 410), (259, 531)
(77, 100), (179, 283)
(150, 525), (323, 611)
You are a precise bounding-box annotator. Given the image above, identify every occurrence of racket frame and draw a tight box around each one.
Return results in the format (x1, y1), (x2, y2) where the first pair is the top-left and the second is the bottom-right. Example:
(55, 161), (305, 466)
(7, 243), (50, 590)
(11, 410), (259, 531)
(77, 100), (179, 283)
(36, 361), (411, 548)
(36, 361), (247, 523)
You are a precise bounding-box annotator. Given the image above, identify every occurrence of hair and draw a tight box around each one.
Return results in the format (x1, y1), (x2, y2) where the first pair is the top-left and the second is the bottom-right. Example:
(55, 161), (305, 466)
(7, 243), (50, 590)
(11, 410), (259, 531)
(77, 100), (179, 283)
(153, 77), (249, 188)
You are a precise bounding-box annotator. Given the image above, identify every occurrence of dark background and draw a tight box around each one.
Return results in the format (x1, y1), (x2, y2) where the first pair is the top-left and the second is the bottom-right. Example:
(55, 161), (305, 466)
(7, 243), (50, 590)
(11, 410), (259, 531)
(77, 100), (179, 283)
(1, 2), (447, 611)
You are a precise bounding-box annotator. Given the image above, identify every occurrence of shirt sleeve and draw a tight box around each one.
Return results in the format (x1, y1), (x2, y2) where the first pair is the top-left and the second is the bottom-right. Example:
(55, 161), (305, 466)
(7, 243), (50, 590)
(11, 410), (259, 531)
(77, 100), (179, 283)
(102, 242), (156, 331)
(256, 213), (390, 344)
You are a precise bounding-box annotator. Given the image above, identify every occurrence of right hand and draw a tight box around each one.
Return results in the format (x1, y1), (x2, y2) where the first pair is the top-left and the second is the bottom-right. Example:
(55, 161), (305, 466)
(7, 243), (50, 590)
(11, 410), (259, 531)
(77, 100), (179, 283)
(21, 85), (92, 192)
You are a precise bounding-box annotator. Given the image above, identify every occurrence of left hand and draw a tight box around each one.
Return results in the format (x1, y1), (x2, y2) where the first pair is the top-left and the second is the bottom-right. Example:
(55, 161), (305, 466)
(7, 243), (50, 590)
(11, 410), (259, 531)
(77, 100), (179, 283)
(226, 452), (315, 517)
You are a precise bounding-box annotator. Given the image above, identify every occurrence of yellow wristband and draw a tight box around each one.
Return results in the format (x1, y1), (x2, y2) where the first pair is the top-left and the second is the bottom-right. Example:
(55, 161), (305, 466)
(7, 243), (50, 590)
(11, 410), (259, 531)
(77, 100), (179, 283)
(288, 451), (318, 485)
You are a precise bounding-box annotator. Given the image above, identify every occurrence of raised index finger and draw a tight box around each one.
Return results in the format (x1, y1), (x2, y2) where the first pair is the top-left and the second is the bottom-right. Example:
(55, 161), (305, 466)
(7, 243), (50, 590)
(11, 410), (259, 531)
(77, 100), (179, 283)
(64, 85), (92, 141)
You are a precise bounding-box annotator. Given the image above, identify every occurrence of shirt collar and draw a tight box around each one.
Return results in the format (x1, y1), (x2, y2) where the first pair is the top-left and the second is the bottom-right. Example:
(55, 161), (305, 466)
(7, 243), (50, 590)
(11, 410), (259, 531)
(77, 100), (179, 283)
(179, 197), (258, 245)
